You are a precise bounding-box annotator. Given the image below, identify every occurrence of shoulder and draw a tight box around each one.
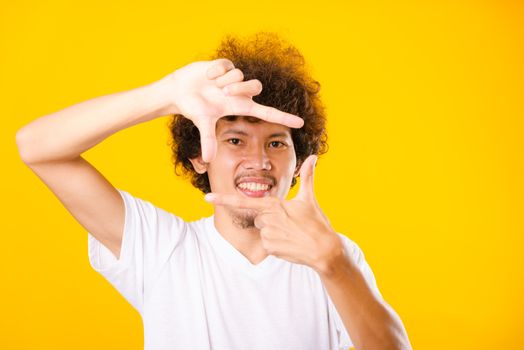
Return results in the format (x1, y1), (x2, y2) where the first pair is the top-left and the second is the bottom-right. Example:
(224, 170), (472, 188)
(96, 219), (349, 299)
(117, 189), (194, 230)
(118, 189), (177, 218)
(116, 189), (195, 247)
(186, 215), (214, 234)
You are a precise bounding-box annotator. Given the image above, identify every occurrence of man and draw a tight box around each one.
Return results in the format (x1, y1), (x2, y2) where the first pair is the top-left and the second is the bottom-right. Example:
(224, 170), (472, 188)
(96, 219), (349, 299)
(16, 33), (411, 349)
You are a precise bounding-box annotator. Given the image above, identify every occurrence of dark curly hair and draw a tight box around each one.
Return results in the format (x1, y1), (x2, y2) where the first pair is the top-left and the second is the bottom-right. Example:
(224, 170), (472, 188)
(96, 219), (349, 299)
(168, 32), (328, 194)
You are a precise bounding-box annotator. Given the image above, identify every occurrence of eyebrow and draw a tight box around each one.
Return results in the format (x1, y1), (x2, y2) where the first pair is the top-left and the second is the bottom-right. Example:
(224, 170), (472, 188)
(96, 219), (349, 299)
(220, 129), (289, 138)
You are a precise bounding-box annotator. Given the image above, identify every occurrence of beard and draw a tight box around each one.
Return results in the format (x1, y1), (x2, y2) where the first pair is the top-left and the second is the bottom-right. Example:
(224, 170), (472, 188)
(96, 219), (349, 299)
(229, 207), (258, 229)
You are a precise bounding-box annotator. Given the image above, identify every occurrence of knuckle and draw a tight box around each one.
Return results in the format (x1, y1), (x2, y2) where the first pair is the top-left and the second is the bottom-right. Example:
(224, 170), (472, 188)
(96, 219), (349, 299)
(226, 83), (239, 94)
(233, 68), (244, 81)
(267, 107), (280, 122)
(221, 58), (234, 68)
(214, 65), (226, 77)
(263, 107), (272, 120)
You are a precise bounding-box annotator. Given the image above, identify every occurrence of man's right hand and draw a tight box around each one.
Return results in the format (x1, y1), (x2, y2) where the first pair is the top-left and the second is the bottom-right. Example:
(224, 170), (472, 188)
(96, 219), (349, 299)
(159, 58), (304, 163)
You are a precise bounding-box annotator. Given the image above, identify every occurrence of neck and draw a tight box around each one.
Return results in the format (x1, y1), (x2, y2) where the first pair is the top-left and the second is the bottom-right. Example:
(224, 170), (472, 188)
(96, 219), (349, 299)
(213, 207), (268, 265)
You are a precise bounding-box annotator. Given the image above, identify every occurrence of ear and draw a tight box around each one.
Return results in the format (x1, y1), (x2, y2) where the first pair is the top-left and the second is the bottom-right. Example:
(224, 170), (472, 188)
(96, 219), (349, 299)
(189, 156), (208, 174)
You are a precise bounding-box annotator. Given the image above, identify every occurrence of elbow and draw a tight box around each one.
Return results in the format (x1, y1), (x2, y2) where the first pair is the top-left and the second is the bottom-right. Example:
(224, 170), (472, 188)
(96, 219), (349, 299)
(16, 126), (38, 165)
(386, 322), (413, 350)
(16, 127), (29, 163)
(389, 334), (412, 350)
(370, 334), (412, 350)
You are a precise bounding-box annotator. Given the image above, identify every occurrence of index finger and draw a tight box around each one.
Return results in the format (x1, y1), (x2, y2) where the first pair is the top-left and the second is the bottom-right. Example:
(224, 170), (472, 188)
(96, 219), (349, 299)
(204, 193), (274, 210)
(248, 103), (304, 128)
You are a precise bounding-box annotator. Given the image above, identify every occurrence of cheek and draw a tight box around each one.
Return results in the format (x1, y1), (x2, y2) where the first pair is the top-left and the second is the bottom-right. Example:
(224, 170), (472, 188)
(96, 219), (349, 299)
(207, 152), (240, 189)
(275, 151), (297, 186)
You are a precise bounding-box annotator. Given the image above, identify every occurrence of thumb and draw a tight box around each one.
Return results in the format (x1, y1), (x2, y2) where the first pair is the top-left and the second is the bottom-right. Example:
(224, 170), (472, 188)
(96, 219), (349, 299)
(197, 118), (218, 163)
(295, 155), (318, 202)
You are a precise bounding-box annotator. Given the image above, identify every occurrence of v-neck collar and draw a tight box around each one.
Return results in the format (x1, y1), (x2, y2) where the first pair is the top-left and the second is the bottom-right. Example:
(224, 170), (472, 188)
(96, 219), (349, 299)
(205, 215), (284, 277)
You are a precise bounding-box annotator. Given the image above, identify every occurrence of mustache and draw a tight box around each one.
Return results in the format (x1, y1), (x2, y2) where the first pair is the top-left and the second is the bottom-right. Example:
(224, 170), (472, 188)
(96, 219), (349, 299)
(234, 173), (276, 186)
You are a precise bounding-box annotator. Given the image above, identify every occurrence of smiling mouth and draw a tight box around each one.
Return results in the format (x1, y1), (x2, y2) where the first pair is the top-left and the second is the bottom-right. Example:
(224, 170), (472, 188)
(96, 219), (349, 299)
(236, 182), (273, 198)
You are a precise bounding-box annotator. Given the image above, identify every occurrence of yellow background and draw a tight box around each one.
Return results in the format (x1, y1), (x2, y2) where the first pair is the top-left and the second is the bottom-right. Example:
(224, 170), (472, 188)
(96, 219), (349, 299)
(2, 0), (523, 349)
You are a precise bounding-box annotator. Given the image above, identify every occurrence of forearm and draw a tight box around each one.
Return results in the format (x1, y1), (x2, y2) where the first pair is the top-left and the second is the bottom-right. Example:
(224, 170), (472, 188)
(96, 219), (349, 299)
(319, 252), (411, 350)
(16, 78), (175, 164)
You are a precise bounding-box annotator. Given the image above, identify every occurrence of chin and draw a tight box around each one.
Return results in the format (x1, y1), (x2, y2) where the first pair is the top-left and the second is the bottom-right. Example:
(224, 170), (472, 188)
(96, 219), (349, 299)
(229, 208), (258, 229)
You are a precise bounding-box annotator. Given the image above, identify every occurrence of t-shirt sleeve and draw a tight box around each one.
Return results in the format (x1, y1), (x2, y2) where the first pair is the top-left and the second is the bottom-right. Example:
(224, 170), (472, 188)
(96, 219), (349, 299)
(329, 234), (383, 350)
(87, 189), (188, 314)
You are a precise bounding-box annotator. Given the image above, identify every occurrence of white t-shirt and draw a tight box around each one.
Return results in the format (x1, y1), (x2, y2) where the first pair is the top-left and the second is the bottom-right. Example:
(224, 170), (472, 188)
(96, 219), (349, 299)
(87, 189), (381, 350)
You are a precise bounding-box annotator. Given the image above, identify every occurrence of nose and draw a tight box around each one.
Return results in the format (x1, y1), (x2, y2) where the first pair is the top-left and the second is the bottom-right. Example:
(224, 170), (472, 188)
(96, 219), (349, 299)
(241, 145), (272, 171)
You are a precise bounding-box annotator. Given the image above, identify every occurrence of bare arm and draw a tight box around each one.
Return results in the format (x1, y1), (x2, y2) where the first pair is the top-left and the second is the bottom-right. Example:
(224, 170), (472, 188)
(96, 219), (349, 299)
(16, 78), (177, 259)
(16, 59), (303, 165)
(319, 253), (412, 350)
(16, 59), (301, 259)
(205, 155), (412, 350)
(16, 79), (174, 165)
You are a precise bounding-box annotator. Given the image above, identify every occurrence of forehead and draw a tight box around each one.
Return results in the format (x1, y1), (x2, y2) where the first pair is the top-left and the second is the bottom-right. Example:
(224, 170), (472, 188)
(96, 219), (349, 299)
(216, 116), (292, 137)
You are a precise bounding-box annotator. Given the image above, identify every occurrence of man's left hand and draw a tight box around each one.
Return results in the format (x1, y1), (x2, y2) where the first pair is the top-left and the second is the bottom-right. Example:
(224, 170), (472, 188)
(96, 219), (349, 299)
(204, 155), (345, 275)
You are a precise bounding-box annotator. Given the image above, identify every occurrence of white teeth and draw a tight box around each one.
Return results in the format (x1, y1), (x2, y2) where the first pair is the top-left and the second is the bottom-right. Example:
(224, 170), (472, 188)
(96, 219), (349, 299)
(237, 182), (270, 191)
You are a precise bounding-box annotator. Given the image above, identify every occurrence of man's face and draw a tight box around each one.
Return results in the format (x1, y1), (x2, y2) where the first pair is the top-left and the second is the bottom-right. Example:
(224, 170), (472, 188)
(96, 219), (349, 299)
(205, 117), (298, 228)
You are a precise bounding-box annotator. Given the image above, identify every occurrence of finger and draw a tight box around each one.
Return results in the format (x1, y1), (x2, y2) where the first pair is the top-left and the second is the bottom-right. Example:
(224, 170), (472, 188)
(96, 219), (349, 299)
(254, 214), (267, 229)
(256, 211), (287, 230)
(204, 193), (274, 210)
(248, 102), (304, 128)
(206, 58), (235, 80)
(295, 155), (318, 202)
(215, 68), (244, 88)
(197, 118), (218, 163)
(223, 79), (263, 97)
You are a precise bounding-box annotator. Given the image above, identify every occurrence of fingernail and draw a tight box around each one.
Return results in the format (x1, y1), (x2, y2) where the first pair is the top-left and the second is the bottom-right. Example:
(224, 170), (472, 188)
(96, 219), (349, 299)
(204, 193), (215, 202)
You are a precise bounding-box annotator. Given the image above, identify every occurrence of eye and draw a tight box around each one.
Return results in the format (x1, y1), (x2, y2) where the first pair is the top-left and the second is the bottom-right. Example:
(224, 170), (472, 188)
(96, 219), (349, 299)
(227, 138), (242, 145)
(269, 141), (285, 148)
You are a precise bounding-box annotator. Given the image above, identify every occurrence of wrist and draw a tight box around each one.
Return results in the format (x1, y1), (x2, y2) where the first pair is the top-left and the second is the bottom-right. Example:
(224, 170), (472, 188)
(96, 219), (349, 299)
(147, 75), (180, 116)
(313, 235), (357, 281)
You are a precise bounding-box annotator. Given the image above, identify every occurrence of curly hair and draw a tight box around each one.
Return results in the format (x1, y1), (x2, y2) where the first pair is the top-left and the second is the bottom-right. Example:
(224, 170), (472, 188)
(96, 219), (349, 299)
(168, 32), (328, 194)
